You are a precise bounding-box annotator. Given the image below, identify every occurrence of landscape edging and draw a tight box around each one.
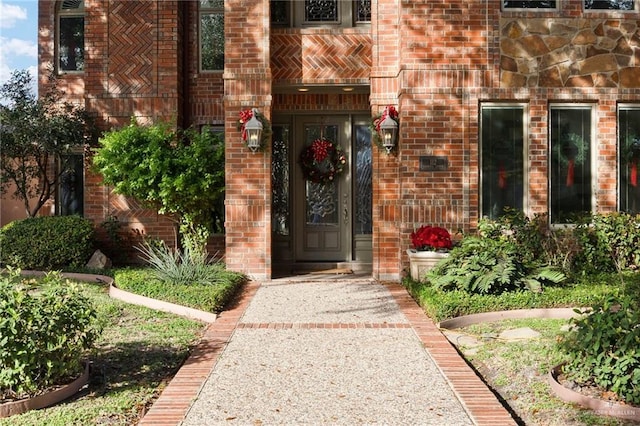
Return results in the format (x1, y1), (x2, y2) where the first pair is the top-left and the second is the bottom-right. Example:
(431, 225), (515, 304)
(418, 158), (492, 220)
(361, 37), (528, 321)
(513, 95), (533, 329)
(19, 270), (218, 323)
(549, 364), (640, 421)
(0, 363), (89, 418)
(437, 307), (582, 330)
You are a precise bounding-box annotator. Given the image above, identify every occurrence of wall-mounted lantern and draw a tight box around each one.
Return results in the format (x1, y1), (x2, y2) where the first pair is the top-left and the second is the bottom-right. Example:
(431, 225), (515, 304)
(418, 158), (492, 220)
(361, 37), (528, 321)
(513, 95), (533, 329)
(378, 106), (398, 154)
(243, 108), (263, 152)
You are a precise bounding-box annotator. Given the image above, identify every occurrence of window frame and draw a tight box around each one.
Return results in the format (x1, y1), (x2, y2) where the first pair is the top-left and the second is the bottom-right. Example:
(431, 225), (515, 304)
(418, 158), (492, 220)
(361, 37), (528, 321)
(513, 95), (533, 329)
(583, 0), (638, 12)
(57, 0), (85, 74)
(57, 151), (84, 216)
(199, 0), (225, 73)
(273, 1), (371, 28)
(617, 104), (640, 214)
(501, 1), (559, 12)
(479, 102), (530, 219)
(548, 103), (597, 224)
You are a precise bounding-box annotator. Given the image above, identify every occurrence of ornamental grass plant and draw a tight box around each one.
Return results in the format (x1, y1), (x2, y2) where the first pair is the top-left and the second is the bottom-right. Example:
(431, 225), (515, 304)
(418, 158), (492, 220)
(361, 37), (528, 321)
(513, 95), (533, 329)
(135, 240), (227, 286)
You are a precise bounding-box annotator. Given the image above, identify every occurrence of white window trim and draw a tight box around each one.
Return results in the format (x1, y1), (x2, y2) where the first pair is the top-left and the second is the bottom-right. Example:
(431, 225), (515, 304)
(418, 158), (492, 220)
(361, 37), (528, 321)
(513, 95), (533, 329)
(479, 102), (530, 219)
(548, 103), (597, 224)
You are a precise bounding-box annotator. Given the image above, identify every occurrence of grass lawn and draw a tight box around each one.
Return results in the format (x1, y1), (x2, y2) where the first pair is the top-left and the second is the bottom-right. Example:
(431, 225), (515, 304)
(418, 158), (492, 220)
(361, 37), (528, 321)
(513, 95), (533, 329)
(405, 272), (640, 426)
(455, 318), (638, 426)
(0, 278), (208, 426)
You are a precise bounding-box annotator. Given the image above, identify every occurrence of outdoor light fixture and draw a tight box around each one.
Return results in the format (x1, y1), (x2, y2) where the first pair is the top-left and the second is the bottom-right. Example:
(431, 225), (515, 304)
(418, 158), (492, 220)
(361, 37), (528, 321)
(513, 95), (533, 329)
(379, 106), (398, 154)
(244, 108), (263, 152)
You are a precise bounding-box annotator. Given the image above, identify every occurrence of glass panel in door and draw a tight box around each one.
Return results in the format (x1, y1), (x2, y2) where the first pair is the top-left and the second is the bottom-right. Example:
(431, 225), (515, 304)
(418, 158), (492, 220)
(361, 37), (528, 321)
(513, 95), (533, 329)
(295, 118), (351, 261)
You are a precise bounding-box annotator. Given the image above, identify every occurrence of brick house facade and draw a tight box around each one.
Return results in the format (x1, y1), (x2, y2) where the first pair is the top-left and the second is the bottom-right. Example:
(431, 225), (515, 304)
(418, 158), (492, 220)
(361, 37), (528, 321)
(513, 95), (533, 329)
(35, 0), (640, 280)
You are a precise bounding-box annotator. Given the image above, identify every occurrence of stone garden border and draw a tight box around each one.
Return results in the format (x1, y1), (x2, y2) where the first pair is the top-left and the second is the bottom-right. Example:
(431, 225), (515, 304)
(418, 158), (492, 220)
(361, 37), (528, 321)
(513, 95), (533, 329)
(1, 270), (218, 418)
(438, 307), (640, 422)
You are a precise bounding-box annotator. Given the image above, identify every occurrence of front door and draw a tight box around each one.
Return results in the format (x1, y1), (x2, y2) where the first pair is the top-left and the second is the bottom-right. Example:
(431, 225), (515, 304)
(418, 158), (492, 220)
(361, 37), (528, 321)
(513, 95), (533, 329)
(294, 116), (351, 261)
(271, 114), (372, 272)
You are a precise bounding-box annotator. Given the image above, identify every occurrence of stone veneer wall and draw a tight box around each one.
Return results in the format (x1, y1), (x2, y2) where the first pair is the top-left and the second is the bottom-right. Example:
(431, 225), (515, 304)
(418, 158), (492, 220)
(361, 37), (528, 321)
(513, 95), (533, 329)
(501, 18), (640, 88)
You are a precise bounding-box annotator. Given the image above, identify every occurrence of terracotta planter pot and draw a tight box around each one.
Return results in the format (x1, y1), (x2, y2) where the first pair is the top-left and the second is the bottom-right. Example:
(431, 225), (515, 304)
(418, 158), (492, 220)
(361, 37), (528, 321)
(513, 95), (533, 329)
(549, 364), (640, 421)
(406, 249), (449, 281)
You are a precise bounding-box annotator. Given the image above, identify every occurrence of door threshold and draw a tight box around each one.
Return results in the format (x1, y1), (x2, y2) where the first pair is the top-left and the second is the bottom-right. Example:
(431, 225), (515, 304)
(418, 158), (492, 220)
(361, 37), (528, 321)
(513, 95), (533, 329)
(273, 261), (372, 278)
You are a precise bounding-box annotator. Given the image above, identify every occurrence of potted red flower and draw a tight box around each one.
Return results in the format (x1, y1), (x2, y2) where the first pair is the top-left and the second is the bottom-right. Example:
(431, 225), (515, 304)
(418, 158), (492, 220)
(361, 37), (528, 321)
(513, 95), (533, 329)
(407, 225), (452, 281)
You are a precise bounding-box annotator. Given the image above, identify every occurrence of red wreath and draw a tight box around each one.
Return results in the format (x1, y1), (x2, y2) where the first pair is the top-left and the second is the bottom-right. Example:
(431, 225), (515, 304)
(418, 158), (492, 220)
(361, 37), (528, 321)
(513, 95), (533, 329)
(373, 106), (399, 133)
(299, 138), (347, 184)
(238, 109), (254, 141)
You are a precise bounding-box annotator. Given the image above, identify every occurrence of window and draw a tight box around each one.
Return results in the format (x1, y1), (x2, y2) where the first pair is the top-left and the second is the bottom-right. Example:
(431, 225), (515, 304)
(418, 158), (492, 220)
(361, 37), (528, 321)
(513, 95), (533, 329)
(549, 105), (595, 223)
(272, 124), (291, 236)
(618, 106), (640, 214)
(502, 1), (557, 9)
(200, 0), (224, 72)
(58, 0), (84, 72)
(58, 154), (84, 216)
(480, 104), (527, 219)
(585, 0), (635, 10)
(354, 123), (372, 235)
(271, 1), (370, 27)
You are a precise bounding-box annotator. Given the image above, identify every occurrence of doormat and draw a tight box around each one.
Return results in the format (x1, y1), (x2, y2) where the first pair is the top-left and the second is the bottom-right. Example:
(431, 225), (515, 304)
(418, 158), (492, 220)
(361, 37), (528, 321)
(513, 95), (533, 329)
(309, 268), (353, 275)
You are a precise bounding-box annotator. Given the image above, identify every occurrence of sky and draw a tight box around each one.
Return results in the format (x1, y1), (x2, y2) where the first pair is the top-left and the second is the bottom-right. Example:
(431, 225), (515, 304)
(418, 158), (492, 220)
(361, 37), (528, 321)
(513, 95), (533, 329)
(0, 0), (38, 88)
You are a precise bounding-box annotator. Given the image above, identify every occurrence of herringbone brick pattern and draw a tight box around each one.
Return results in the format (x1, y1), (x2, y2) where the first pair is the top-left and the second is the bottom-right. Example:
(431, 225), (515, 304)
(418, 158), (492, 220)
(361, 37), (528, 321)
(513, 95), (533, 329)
(107, 1), (155, 95)
(271, 32), (371, 82)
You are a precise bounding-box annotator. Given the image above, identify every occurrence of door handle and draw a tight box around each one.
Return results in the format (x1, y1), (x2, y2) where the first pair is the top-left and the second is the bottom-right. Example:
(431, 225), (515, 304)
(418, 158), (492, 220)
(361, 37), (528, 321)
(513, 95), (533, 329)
(343, 194), (348, 224)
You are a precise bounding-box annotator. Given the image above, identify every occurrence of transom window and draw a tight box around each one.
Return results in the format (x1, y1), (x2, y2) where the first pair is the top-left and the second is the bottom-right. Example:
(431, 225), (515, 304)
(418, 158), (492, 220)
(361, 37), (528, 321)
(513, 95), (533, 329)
(58, 0), (84, 72)
(480, 104), (527, 219)
(618, 106), (640, 214)
(549, 105), (595, 223)
(200, 0), (224, 72)
(271, 1), (371, 27)
(502, 1), (557, 10)
(585, 0), (636, 10)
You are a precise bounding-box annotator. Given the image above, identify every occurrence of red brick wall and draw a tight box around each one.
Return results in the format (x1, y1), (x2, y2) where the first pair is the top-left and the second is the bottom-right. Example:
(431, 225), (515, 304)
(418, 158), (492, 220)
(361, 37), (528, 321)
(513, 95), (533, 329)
(37, 0), (185, 261)
(223, 0), (272, 279)
(33, 0), (640, 278)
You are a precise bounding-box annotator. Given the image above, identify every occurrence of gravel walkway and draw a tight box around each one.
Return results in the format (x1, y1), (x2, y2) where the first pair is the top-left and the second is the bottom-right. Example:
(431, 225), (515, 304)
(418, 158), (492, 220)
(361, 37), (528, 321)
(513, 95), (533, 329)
(181, 277), (475, 426)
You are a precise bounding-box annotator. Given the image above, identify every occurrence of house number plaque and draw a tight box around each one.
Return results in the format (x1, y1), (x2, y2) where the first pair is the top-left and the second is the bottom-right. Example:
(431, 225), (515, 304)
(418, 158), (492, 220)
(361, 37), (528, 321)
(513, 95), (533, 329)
(419, 156), (449, 171)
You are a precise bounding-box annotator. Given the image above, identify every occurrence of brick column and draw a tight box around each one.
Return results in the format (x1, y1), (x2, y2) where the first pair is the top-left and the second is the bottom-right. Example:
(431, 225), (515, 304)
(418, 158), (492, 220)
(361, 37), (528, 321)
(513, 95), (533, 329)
(223, 1), (272, 279)
(371, 0), (402, 281)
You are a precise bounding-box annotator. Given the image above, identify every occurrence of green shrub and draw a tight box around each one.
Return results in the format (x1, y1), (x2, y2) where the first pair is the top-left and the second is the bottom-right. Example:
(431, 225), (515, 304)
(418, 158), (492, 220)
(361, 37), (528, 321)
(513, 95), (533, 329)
(0, 269), (100, 398)
(404, 275), (624, 322)
(0, 215), (94, 270)
(573, 212), (640, 273)
(114, 267), (245, 313)
(559, 295), (640, 405)
(476, 207), (546, 264)
(426, 236), (566, 295)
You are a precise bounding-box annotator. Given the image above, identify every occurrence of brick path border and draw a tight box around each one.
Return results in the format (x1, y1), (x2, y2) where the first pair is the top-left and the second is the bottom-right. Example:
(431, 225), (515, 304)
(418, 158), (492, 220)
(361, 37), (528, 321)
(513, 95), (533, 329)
(139, 280), (517, 426)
